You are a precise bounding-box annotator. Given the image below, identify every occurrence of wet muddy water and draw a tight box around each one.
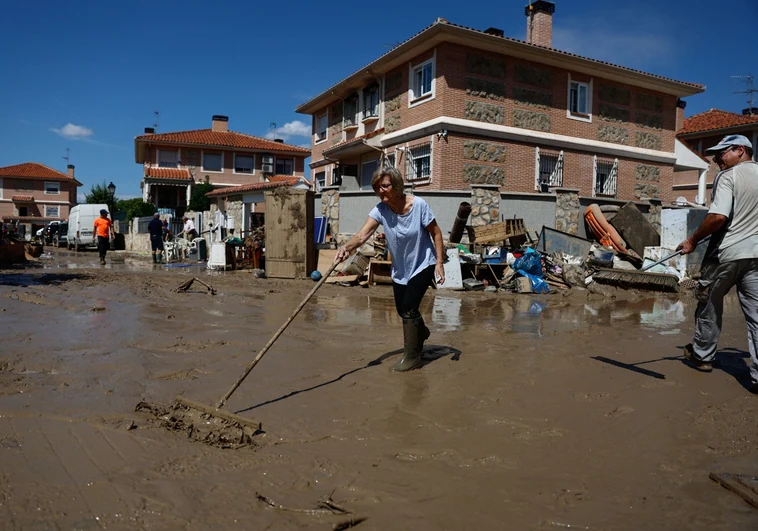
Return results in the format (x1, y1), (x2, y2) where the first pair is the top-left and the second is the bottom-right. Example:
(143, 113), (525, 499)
(1, 249), (757, 530)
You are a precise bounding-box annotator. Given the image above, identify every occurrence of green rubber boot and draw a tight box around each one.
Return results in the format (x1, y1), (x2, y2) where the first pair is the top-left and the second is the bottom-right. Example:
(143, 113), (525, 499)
(152, 254), (157, 264)
(392, 318), (424, 372)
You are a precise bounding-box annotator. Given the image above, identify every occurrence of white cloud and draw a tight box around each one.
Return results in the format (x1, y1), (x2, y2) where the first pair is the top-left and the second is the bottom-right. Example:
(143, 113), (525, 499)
(50, 123), (94, 140)
(264, 120), (311, 141)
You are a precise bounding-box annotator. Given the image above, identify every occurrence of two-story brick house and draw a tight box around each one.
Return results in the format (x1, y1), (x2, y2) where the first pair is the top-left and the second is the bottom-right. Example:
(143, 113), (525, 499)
(134, 115), (310, 218)
(675, 108), (758, 205)
(0, 162), (81, 236)
(297, 2), (705, 235)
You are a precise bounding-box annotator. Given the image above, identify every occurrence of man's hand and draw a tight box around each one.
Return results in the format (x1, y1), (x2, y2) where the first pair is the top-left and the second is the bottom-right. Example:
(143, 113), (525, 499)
(435, 262), (445, 285)
(676, 238), (696, 255)
(334, 246), (350, 263)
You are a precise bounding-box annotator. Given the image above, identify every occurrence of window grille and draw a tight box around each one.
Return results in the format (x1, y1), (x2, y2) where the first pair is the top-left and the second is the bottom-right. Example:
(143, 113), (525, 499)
(385, 153), (395, 169)
(405, 143), (431, 183)
(535, 148), (563, 191)
(594, 156), (618, 197)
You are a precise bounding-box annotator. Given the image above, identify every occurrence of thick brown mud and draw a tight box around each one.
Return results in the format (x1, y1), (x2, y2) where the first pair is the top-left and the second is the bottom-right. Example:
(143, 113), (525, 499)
(1, 247), (757, 530)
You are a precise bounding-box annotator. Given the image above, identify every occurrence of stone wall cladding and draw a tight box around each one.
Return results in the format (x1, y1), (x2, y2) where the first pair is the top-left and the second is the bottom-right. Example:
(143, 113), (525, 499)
(634, 183), (660, 200)
(598, 84), (631, 106)
(598, 104), (630, 124)
(635, 164), (661, 182)
(635, 131), (662, 150)
(465, 77), (507, 101)
(636, 93), (664, 113)
(385, 94), (401, 113)
(513, 109), (551, 132)
(514, 65), (553, 89)
(469, 186), (501, 227)
(465, 52), (506, 78)
(385, 115), (401, 133)
(598, 124), (629, 145)
(554, 190), (580, 234)
(513, 87), (553, 109)
(463, 141), (507, 163)
(647, 201), (662, 233)
(465, 101), (504, 124)
(635, 112), (663, 130)
(463, 164), (505, 185)
(321, 189), (340, 237)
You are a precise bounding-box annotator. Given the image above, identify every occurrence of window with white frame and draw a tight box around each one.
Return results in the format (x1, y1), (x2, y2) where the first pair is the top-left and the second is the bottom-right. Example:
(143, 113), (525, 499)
(203, 152), (223, 172)
(411, 59), (434, 101)
(158, 149), (179, 168)
(45, 205), (60, 218)
(44, 181), (60, 195)
(343, 95), (359, 128)
(315, 113), (327, 142)
(275, 158), (294, 175)
(594, 156), (618, 197)
(363, 84), (379, 119)
(234, 154), (254, 174)
(535, 149), (563, 191)
(315, 171), (326, 191)
(406, 143), (431, 183)
(569, 80), (590, 115)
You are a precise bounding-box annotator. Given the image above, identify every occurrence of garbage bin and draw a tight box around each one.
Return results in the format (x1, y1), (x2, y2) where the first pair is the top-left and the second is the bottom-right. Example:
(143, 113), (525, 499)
(196, 238), (207, 261)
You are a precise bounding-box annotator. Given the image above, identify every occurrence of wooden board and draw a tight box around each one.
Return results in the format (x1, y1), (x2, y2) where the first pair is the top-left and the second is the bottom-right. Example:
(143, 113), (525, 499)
(316, 249), (337, 276)
(324, 274), (360, 284)
(264, 189), (315, 279)
(439, 248), (463, 290)
(609, 202), (660, 258)
(710, 472), (758, 508)
(472, 219), (526, 244)
(368, 260), (393, 285)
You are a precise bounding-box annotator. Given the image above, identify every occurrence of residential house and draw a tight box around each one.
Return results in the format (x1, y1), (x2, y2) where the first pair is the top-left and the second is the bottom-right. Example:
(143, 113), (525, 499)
(0, 163), (81, 237)
(676, 108), (758, 205)
(296, 1), (705, 237)
(134, 115), (311, 219)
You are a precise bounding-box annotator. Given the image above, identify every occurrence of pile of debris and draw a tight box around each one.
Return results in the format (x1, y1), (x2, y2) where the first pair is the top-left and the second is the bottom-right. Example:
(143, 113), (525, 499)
(0, 231), (42, 266)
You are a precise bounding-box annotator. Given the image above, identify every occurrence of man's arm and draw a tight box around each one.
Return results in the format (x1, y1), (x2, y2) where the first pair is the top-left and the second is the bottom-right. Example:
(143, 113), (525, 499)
(676, 214), (727, 254)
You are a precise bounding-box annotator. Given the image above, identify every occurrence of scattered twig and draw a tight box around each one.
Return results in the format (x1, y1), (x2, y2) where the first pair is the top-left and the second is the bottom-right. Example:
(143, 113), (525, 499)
(175, 277), (216, 295)
(255, 492), (352, 516)
(333, 517), (368, 530)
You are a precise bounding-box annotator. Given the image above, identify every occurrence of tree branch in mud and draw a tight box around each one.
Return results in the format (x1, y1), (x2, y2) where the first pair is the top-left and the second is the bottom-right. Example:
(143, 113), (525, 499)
(255, 492), (355, 516)
(175, 277), (216, 295)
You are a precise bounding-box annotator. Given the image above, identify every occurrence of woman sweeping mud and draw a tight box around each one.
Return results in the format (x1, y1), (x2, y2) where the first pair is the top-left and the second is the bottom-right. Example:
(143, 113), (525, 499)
(335, 167), (445, 371)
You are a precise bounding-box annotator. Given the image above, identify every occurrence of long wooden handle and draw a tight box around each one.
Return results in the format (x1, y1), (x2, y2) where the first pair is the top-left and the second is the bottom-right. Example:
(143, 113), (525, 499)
(216, 261), (340, 408)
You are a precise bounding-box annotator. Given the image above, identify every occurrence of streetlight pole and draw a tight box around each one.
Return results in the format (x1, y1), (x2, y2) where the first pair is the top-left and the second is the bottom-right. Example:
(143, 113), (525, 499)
(107, 182), (116, 214)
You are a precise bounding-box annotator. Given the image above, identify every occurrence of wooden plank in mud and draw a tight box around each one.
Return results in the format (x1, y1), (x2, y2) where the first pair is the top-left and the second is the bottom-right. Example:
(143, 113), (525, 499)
(709, 472), (758, 509)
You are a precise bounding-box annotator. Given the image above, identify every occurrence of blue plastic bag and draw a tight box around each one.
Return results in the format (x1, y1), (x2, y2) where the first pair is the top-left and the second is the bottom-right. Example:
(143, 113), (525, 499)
(513, 251), (543, 278)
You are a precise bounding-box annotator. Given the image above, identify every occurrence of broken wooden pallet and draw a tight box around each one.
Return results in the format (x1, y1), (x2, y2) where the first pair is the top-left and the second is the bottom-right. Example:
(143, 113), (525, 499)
(472, 219), (526, 244)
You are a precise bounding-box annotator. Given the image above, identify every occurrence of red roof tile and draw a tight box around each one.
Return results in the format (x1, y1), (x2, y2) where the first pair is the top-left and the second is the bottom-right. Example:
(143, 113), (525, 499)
(0, 162), (73, 180)
(135, 129), (310, 153)
(206, 177), (303, 197)
(679, 109), (758, 135)
(11, 195), (34, 202)
(145, 167), (193, 180)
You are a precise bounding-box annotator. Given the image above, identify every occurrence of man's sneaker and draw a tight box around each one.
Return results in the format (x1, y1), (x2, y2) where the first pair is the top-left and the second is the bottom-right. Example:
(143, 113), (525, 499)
(683, 343), (713, 372)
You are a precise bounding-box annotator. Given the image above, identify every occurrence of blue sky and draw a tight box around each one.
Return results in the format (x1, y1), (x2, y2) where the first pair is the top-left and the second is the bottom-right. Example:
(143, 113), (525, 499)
(1, 0), (755, 200)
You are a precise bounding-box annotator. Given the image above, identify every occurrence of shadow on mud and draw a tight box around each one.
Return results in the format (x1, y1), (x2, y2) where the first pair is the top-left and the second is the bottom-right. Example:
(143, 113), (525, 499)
(0, 272), (93, 287)
(236, 344), (462, 414)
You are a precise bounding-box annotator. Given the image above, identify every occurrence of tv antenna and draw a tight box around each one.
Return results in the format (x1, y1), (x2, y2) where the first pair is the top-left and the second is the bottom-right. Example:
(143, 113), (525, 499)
(153, 110), (160, 131)
(62, 148), (70, 165)
(732, 74), (757, 114)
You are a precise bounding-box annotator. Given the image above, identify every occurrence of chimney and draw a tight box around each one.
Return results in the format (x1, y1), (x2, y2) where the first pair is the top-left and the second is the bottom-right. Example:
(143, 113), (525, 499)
(742, 107), (758, 116)
(67, 164), (75, 180)
(144, 127), (155, 134)
(212, 115), (229, 132)
(274, 138), (284, 143)
(525, 0), (555, 48)
(484, 27), (504, 38)
(676, 99), (687, 131)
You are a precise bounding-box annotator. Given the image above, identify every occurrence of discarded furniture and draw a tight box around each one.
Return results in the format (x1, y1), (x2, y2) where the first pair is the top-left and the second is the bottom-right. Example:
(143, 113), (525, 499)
(449, 202), (472, 244)
(264, 189), (315, 279)
(471, 219), (526, 244)
(536, 226), (593, 264)
(609, 202), (660, 258)
(368, 260), (392, 285)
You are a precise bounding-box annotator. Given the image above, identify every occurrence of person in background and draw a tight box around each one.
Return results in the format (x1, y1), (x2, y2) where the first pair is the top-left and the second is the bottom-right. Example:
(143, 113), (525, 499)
(93, 209), (114, 266)
(676, 134), (758, 393)
(335, 167), (445, 372)
(178, 216), (197, 241)
(148, 212), (164, 264)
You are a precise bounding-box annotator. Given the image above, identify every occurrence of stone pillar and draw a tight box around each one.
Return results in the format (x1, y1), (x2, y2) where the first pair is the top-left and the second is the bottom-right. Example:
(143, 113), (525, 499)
(320, 186), (340, 238)
(469, 185), (501, 227)
(553, 187), (580, 235)
(647, 199), (662, 234)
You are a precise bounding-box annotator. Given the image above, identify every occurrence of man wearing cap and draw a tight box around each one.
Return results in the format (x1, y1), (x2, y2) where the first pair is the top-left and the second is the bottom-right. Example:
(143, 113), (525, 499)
(676, 134), (758, 390)
(93, 209), (115, 265)
(147, 212), (164, 264)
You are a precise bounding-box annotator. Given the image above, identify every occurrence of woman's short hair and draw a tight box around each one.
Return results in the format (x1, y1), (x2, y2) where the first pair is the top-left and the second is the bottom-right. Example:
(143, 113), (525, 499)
(371, 166), (404, 194)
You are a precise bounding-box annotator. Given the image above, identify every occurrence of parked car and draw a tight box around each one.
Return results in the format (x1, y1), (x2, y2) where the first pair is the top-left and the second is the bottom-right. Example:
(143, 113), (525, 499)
(53, 222), (68, 247)
(42, 221), (61, 244)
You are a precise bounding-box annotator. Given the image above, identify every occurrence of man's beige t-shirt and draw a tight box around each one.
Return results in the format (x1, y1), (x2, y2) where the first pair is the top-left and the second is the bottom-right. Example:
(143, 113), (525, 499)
(709, 161), (758, 261)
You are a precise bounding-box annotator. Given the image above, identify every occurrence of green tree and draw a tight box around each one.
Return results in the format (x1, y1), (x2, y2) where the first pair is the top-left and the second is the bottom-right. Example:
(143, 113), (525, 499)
(115, 198), (157, 222)
(85, 181), (118, 209)
(188, 181), (214, 212)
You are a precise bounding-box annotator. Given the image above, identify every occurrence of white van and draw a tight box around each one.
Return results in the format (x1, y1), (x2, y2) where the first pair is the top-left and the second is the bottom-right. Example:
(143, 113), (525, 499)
(67, 204), (108, 251)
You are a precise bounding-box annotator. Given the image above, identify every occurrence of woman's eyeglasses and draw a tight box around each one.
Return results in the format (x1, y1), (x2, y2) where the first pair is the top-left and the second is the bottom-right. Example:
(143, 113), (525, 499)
(377, 183), (393, 191)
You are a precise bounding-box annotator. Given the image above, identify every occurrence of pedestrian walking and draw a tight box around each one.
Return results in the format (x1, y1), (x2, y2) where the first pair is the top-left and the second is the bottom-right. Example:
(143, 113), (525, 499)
(148, 212), (164, 264)
(335, 167), (445, 372)
(93, 209), (114, 265)
(676, 134), (758, 391)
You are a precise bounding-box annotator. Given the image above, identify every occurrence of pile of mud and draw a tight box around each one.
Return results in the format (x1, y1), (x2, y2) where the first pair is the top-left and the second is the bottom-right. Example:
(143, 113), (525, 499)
(135, 400), (262, 449)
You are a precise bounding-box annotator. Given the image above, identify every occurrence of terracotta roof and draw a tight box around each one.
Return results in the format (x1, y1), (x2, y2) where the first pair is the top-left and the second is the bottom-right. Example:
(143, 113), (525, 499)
(135, 129), (310, 154)
(297, 19), (703, 113)
(145, 167), (193, 180)
(323, 129), (385, 154)
(206, 177), (302, 197)
(679, 109), (758, 135)
(11, 195), (34, 202)
(0, 162), (75, 181)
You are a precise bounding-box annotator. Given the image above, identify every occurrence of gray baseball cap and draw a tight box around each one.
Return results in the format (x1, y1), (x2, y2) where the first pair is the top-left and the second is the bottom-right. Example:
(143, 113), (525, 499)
(704, 134), (753, 154)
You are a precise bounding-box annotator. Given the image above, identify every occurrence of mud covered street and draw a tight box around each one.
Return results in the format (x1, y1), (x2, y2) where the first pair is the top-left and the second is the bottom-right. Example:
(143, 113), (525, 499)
(1, 248), (757, 530)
